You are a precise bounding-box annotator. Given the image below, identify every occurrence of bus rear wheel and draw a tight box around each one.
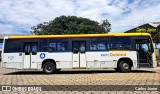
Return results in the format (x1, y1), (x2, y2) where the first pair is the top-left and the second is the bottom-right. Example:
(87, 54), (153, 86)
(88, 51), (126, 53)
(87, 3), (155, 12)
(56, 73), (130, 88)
(119, 60), (131, 73)
(43, 62), (56, 74)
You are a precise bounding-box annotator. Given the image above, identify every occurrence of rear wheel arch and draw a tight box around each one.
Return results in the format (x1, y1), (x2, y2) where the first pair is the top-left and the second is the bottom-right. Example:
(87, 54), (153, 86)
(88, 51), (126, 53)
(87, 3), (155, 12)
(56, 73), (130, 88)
(117, 58), (133, 67)
(117, 58), (133, 72)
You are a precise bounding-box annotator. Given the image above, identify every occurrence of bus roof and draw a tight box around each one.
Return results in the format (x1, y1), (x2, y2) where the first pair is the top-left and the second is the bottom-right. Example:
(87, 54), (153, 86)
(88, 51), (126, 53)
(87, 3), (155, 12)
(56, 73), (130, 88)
(6, 33), (151, 39)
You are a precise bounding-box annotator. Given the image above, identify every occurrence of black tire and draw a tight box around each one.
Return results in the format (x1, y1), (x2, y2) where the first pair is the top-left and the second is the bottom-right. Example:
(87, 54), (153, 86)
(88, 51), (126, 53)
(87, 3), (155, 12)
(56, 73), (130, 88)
(114, 68), (120, 72)
(43, 62), (56, 74)
(119, 60), (131, 73)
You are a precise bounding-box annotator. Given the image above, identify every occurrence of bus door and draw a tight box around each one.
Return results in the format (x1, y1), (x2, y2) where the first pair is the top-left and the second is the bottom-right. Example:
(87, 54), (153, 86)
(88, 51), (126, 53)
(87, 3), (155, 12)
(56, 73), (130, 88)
(72, 41), (86, 68)
(23, 42), (38, 69)
(136, 39), (153, 67)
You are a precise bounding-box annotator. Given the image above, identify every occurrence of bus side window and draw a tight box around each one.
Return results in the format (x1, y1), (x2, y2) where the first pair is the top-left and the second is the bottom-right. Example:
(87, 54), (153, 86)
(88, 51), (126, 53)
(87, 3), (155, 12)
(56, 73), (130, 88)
(39, 39), (49, 52)
(48, 39), (68, 52)
(4, 40), (22, 53)
(24, 43), (30, 55)
(31, 43), (38, 55)
(80, 43), (85, 53)
(49, 43), (56, 51)
(90, 43), (97, 50)
(90, 40), (108, 51)
(57, 43), (66, 51)
(97, 41), (107, 50)
(110, 37), (131, 50)
(73, 48), (78, 53)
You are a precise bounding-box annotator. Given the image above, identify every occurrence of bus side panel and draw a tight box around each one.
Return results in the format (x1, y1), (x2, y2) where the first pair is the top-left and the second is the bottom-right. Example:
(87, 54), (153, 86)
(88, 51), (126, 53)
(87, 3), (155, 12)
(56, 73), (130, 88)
(3, 53), (23, 69)
(86, 51), (117, 68)
(86, 51), (137, 68)
(36, 52), (73, 69)
(109, 51), (137, 68)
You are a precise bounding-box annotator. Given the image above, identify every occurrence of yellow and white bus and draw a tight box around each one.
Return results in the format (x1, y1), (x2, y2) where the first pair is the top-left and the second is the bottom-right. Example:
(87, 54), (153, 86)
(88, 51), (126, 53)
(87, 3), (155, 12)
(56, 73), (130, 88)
(1, 33), (157, 73)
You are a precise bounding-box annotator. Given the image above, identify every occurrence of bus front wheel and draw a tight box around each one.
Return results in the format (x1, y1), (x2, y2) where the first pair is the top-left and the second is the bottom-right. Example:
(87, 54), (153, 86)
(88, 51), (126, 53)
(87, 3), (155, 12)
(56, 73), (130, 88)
(43, 62), (56, 74)
(119, 60), (131, 73)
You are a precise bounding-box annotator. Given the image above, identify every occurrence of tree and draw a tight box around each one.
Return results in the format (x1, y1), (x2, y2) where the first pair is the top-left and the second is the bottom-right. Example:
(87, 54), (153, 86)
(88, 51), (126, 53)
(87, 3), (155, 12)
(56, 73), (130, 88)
(31, 15), (111, 35)
(100, 19), (111, 32)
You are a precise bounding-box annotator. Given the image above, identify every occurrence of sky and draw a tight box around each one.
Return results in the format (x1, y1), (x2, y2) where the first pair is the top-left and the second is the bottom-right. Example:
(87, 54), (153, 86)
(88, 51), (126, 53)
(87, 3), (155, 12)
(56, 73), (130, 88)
(0, 0), (160, 34)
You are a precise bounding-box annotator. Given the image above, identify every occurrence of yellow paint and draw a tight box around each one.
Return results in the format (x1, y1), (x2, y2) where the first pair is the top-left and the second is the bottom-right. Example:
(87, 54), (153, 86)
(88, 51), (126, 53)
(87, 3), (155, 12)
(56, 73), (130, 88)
(136, 28), (156, 33)
(149, 36), (157, 62)
(8, 34), (114, 39)
(8, 33), (151, 39)
(153, 48), (157, 61)
(114, 33), (151, 37)
(110, 53), (126, 56)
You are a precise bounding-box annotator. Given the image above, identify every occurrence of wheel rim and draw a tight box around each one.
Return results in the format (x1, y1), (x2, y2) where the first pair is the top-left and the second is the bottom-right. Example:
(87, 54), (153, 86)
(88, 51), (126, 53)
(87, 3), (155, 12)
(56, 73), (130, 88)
(45, 65), (53, 72)
(123, 63), (129, 69)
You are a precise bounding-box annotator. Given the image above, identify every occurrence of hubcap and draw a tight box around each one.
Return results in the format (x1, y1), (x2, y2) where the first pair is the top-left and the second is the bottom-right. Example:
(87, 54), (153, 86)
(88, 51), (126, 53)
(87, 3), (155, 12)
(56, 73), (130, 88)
(46, 65), (53, 72)
(123, 63), (129, 69)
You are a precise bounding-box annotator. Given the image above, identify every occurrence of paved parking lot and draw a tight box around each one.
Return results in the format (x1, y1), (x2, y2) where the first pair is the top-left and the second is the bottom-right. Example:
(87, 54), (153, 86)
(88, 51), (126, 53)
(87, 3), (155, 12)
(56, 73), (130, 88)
(0, 67), (159, 94)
